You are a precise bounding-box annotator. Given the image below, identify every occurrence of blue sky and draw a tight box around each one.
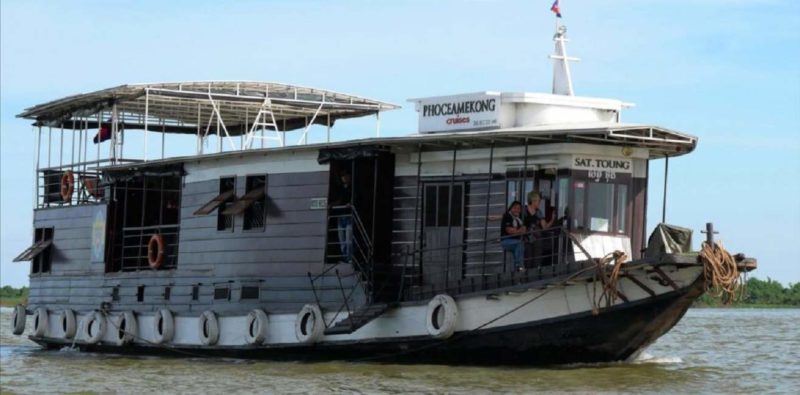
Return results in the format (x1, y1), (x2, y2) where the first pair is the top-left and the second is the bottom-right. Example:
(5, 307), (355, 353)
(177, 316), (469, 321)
(2, 0), (798, 287)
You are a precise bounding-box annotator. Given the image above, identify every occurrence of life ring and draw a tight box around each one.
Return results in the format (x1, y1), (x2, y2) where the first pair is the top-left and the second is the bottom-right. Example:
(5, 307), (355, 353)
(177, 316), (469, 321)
(84, 311), (106, 344)
(245, 309), (269, 345)
(426, 294), (459, 339)
(113, 311), (137, 345)
(198, 310), (219, 345)
(294, 304), (324, 344)
(33, 307), (49, 337)
(60, 309), (77, 339)
(147, 234), (165, 270)
(11, 305), (26, 335)
(153, 309), (175, 344)
(60, 170), (75, 202)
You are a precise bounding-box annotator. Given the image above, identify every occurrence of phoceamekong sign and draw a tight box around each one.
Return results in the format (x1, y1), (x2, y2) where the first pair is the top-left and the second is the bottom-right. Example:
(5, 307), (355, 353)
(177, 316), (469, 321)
(417, 93), (501, 133)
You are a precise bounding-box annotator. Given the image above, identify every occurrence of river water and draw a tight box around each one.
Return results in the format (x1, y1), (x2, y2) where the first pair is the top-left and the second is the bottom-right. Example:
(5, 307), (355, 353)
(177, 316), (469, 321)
(1, 308), (798, 394)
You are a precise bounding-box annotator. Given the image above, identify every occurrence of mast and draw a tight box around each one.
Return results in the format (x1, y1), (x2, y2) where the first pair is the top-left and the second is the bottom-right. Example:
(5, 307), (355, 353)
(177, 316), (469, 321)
(548, 2), (579, 96)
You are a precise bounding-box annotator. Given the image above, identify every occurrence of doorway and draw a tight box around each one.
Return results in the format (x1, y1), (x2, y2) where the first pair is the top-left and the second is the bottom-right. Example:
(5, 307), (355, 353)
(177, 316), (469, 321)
(422, 183), (464, 288)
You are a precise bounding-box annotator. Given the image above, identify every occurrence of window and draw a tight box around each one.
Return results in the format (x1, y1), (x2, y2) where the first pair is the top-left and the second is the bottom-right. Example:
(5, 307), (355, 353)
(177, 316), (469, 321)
(573, 181), (586, 229)
(214, 286), (230, 301)
(112, 286), (120, 302)
(164, 286), (171, 301)
(216, 177), (236, 231)
(14, 228), (54, 274)
(615, 184), (628, 234)
(424, 184), (463, 227)
(241, 286), (259, 300)
(557, 178), (569, 219)
(587, 182), (614, 232)
(505, 169), (535, 207)
(243, 176), (267, 230)
(192, 285), (200, 301)
(137, 285), (145, 302)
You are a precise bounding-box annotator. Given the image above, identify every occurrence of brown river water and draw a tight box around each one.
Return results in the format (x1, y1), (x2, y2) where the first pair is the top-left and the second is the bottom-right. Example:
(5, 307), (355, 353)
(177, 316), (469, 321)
(1, 308), (798, 394)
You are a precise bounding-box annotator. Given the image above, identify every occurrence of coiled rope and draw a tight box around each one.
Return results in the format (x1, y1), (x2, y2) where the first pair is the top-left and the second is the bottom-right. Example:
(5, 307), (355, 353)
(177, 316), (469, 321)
(699, 240), (742, 304)
(592, 250), (628, 315)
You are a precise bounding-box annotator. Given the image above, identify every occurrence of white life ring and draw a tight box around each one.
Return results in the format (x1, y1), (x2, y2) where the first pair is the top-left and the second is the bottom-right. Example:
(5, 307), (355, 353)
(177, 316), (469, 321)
(113, 311), (137, 345)
(60, 309), (77, 339)
(33, 307), (49, 337)
(198, 310), (219, 345)
(11, 305), (26, 335)
(84, 311), (107, 344)
(294, 304), (324, 344)
(426, 294), (459, 339)
(245, 309), (269, 345)
(153, 309), (175, 344)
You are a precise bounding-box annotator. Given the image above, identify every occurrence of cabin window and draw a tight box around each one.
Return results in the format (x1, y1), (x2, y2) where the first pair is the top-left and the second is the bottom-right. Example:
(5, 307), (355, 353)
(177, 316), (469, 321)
(137, 285), (145, 302)
(14, 227), (54, 274)
(557, 178), (569, 219)
(571, 180), (631, 234)
(506, 169), (535, 207)
(192, 285), (200, 301)
(112, 286), (120, 302)
(424, 184), (463, 227)
(216, 177), (236, 231)
(241, 286), (259, 300)
(163, 286), (171, 301)
(243, 176), (267, 230)
(214, 286), (230, 301)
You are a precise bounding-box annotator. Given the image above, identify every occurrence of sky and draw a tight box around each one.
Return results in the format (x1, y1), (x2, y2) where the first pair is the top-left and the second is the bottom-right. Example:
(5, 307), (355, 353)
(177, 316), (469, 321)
(1, 0), (798, 287)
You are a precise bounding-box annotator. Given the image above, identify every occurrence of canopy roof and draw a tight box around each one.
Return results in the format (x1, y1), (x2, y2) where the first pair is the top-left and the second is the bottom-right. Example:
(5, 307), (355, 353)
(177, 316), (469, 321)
(17, 81), (400, 134)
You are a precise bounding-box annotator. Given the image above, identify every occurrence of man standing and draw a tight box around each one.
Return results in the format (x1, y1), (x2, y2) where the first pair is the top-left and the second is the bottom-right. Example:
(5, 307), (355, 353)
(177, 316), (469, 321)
(332, 169), (353, 262)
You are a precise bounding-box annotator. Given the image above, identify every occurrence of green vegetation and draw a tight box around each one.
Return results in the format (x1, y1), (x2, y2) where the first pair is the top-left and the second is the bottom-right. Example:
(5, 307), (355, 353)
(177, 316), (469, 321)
(696, 277), (800, 307)
(0, 286), (29, 307)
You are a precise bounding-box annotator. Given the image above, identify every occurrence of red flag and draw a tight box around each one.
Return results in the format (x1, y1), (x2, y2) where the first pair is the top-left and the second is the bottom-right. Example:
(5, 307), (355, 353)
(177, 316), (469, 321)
(550, 0), (562, 18)
(93, 120), (112, 143)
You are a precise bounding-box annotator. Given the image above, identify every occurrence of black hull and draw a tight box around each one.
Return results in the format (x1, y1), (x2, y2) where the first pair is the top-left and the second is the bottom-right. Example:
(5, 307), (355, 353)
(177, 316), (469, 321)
(34, 278), (704, 366)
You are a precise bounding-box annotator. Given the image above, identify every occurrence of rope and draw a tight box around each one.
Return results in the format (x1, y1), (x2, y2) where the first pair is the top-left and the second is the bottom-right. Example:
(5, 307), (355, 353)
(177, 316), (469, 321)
(591, 250), (628, 315)
(699, 241), (742, 304)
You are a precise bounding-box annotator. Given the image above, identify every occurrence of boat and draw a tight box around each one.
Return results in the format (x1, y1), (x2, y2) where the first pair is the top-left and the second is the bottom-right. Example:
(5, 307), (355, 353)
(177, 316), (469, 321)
(9, 20), (756, 366)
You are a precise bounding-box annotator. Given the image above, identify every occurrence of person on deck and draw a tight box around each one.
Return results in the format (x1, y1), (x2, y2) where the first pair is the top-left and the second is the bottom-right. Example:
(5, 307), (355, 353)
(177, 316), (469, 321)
(524, 191), (556, 268)
(331, 169), (354, 262)
(501, 201), (527, 272)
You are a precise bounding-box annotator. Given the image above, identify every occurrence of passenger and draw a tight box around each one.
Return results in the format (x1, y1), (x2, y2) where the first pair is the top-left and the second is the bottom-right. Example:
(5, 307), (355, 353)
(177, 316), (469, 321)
(524, 191), (555, 267)
(332, 169), (353, 262)
(501, 200), (526, 272)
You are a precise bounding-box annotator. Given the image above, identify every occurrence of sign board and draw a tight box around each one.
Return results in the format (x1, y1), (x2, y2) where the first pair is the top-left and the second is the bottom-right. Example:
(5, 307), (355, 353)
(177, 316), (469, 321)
(310, 197), (327, 210)
(571, 156), (632, 183)
(416, 93), (501, 133)
(90, 205), (107, 263)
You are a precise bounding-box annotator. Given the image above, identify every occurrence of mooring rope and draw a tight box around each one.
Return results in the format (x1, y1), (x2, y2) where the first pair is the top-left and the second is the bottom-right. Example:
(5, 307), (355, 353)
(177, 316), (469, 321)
(591, 250), (628, 315)
(699, 240), (742, 304)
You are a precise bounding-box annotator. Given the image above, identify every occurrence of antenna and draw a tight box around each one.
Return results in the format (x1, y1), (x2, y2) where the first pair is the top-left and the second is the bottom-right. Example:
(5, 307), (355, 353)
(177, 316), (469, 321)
(548, 7), (580, 96)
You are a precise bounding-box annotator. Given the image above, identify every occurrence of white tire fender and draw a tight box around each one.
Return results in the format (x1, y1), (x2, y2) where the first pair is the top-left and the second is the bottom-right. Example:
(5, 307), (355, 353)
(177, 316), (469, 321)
(426, 294), (459, 339)
(153, 309), (175, 344)
(113, 311), (137, 345)
(61, 309), (77, 339)
(295, 304), (324, 344)
(245, 309), (269, 345)
(11, 305), (26, 335)
(84, 311), (107, 344)
(33, 307), (49, 337)
(198, 310), (219, 345)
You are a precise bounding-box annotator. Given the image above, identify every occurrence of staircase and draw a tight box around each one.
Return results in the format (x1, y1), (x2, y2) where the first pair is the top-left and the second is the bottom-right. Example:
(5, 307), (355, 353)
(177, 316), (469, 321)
(324, 303), (390, 335)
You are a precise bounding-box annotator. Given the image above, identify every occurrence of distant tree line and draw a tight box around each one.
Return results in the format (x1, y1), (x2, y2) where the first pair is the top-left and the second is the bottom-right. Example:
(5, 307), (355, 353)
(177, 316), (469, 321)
(697, 277), (800, 307)
(0, 286), (29, 299)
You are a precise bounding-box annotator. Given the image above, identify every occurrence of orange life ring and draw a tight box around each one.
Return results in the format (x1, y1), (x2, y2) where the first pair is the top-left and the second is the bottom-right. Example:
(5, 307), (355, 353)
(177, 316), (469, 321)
(60, 171), (75, 202)
(147, 234), (165, 269)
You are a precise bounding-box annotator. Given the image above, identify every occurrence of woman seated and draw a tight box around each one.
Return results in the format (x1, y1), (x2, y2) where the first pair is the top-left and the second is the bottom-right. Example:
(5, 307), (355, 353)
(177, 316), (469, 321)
(501, 201), (527, 272)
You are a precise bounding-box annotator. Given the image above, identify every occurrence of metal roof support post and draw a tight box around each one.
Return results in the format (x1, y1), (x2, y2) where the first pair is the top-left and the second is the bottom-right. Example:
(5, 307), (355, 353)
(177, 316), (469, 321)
(110, 103), (118, 164)
(144, 88), (149, 161)
(217, 115), (222, 153)
(662, 155), (669, 224)
(161, 120), (166, 160)
(298, 98), (325, 145)
(196, 103), (202, 155)
(444, 145), (457, 292)
(96, 113), (101, 166)
(59, 124), (63, 169)
(327, 113), (331, 143)
(47, 126), (51, 168)
(376, 111), (381, 138)
(34, 126), (41, 207)
(481, 141), (495, 280)
(206, 93), (236, 151)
